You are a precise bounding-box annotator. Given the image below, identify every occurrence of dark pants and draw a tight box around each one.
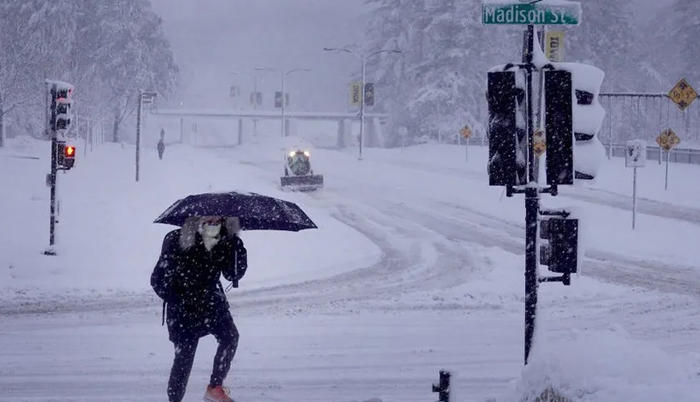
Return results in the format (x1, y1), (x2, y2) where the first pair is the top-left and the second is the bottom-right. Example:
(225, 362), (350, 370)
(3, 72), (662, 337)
(167, 314), (239, 402)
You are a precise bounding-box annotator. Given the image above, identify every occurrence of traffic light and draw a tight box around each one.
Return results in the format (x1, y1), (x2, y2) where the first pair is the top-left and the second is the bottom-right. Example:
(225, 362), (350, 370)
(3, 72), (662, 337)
(560, 62), (606, 181)
(274, 92), (290, 108)
(543, 69), (574, 185)
(57, 141), (76, 170)
(364, 82), (375, 106)
(539, 216), (579, 275)
(486, 70), (527, 186)
(50, 86), (73, 131)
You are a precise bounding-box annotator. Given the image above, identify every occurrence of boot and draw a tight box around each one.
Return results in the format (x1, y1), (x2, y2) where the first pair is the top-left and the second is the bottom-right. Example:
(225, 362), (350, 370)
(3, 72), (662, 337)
(203, 385), (234, 402)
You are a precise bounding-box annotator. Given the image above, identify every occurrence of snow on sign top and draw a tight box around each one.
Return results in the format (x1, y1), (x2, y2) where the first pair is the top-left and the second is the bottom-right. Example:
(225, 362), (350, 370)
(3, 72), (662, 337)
(482, 0), (581, 26)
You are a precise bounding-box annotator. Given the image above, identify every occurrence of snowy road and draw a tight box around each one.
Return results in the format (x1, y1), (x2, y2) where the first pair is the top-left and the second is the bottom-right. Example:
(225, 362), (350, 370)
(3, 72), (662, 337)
(233, 142), (700, 299)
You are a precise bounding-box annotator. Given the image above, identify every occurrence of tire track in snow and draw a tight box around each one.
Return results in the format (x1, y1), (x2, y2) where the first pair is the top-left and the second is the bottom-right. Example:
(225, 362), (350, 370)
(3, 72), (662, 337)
(0, 195), (486, 316)
(383, 158), (700, 226)
(419, 200), (700, 298)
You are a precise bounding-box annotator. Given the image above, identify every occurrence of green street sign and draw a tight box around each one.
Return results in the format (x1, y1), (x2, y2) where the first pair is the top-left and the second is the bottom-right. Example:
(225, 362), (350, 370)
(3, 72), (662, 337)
(482, 2), (581, 25)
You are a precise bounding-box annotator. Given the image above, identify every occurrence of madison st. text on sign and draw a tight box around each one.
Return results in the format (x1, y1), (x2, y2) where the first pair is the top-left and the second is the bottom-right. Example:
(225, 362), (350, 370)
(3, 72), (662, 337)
(482, 1), (582, 25)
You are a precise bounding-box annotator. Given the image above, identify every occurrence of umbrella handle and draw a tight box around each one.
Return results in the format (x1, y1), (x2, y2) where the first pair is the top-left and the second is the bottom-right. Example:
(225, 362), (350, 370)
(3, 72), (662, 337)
(225, 280), (238, 292)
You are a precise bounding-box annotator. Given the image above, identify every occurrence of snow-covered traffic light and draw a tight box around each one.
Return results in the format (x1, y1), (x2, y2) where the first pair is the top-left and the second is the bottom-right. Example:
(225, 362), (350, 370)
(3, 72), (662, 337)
(543, 69), (574, 185)
(50, 85), (73, 132)
(487, 70), (527, 186)
(539, 215), (579, 276)
(544, 63), (606, 184)
(561, 62), (606, 181)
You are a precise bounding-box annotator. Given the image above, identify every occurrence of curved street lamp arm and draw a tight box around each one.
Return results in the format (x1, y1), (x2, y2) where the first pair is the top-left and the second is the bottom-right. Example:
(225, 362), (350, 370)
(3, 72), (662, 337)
(323, 46), (361, 60)
(285, 68), (311, 76)
(368, 49), (403, 58)
(255, 67), (278, 74)
(231, 71), (254, 80)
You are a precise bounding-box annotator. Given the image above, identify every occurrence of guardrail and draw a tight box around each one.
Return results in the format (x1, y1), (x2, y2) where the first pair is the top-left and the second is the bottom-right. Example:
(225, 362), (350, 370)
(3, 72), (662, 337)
(462, 137), (700, 166)
(607, 143), (700, 165)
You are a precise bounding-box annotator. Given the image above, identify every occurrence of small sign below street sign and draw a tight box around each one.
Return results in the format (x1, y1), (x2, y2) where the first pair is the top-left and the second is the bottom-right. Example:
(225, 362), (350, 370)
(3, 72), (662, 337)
(625, 140), (647, 168)
(460, 125), (472, 139)
(545, 31), (564, 61)
(656, 128), (681, 152)
(533, 129), (546, 157)
(482, 1), (582, 25)
(667, 78), (697, 111)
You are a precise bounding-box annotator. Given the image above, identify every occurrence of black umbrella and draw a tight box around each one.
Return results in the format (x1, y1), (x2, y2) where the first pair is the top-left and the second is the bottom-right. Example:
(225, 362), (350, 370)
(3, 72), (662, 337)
(154, 191), (318, 232)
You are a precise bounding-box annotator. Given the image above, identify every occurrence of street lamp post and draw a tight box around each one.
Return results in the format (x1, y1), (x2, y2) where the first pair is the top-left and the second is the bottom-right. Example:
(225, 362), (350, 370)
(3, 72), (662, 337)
(136, 89), (157, 182)
(323, 46), (401, 160)
(255, 67), (310, 137)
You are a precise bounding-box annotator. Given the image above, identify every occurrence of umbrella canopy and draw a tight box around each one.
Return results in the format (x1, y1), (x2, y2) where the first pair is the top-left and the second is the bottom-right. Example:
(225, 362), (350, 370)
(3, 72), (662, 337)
(154, 191), (318, 232)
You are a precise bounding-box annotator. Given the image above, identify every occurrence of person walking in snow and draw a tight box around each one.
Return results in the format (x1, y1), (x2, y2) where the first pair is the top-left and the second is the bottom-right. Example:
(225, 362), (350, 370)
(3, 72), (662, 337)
(158, 128), (166, 159)
(151, 216), (247, 402)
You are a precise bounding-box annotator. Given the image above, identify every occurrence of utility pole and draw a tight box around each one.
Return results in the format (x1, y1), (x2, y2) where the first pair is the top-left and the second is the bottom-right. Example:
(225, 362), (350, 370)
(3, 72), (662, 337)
(323, 46), (402, 160)
(136, 90), (141, 182)
(359, 54), (366, 159)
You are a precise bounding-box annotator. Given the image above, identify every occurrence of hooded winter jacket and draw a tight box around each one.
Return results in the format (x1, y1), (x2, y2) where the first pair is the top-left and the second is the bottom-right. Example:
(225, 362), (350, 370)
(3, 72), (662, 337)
(151, 222), (247, 342)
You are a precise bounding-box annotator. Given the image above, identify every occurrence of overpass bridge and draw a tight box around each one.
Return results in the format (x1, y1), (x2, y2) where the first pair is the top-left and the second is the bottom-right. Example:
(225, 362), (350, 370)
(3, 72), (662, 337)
(151, 108), (391, 147)
(153, 108), (389, 121)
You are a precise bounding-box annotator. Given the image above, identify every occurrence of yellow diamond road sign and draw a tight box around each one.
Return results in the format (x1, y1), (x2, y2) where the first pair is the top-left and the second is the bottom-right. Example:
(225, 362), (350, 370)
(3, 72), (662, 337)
(668, 78), (697, 111)
(533, 129), (546, 157)
(460, 126), (472, 139)
(656, 128), (681, 152)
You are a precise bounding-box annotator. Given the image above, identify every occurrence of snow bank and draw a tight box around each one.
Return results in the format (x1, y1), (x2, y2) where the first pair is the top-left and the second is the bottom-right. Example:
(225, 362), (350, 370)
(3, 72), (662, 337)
(498, 326), (700, 402)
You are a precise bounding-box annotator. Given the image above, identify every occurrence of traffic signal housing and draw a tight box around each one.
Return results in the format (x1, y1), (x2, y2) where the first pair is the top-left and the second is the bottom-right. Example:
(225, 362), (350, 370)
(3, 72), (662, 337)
(364, 82), (375, 106)
(57, 142), (76, 170)
(543, 69), (574, 185)
(539, 216), (579, 276)
(487, 69), (527, 187)
(554, 62), (606, 181)
(50, 86), (73, 132)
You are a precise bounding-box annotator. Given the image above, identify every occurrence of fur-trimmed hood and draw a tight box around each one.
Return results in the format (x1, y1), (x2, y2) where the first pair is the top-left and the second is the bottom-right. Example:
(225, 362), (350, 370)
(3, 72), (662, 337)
(179, 216), (241, 250)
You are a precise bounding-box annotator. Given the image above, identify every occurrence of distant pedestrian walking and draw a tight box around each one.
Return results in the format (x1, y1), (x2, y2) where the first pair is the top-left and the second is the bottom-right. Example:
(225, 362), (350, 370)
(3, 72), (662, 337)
(158, 128), (165, 159)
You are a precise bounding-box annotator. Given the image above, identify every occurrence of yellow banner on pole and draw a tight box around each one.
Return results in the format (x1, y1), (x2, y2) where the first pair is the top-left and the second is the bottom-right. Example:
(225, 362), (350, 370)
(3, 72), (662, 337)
(349, 81), (363, 107)
(545, 31), (564, 62)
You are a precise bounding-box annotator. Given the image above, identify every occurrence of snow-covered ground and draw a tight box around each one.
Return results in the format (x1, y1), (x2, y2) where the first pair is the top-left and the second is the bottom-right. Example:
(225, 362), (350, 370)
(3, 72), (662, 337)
(2, 130), (700, 402)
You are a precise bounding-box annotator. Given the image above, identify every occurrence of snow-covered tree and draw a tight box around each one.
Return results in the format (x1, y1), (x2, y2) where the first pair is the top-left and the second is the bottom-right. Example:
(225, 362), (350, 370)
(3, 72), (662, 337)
(364, 0), (519, 145)
(0, 0), (179, 145)
(80, 0), (178, 141)
(672, 0), (700, 88)
(556, 0), (642, 91)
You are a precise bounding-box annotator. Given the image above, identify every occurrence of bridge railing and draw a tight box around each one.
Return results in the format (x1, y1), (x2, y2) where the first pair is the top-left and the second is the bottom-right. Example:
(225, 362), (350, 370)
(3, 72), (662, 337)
(464, 137), (700, 166)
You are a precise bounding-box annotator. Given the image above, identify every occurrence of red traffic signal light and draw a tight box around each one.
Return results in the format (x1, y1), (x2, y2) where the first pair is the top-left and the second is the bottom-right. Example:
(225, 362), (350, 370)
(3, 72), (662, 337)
(57, 143), (76, 170)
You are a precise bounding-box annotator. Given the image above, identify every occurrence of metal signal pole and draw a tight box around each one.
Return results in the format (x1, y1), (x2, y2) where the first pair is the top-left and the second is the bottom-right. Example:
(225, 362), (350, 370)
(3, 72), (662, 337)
(523, 24), (539, 366)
